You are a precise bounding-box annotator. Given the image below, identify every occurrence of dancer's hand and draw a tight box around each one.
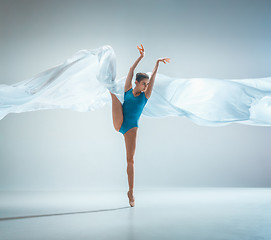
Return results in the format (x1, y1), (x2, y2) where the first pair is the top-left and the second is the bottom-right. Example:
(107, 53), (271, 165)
(137, 44), (145, 58)
(157, 57), (170, 64)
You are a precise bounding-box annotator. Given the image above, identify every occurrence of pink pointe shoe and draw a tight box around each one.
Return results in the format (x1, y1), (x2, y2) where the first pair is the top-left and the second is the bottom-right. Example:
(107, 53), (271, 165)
(127, 191), (135, 207)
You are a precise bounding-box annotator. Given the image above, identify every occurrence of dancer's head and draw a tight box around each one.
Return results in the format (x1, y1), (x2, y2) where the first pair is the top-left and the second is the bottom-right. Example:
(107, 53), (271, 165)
(135, 73), (149, 92)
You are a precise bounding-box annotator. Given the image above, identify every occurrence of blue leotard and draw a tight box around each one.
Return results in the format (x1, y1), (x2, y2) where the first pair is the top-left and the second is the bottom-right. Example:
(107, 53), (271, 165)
(119, 88), (148, 135)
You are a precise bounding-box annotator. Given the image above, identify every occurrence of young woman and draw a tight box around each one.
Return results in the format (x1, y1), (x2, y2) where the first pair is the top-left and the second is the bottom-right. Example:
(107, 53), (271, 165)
(109, 44), (170, 207)
(1, 44), (269, 208)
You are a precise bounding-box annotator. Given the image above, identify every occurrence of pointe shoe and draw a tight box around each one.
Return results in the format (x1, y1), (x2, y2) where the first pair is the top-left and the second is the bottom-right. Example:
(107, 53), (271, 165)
(127, 191), (135, 207)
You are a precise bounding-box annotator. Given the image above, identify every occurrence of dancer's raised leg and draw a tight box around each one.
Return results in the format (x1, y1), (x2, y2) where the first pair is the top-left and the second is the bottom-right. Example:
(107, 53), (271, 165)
(110, 92), (123, 132)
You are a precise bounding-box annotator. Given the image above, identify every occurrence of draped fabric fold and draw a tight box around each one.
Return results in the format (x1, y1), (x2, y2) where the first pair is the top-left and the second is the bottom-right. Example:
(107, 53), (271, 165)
(1, 45), (271, 126)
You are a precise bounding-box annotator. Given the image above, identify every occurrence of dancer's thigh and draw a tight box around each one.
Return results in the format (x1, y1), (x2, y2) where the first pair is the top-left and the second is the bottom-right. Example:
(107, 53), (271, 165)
(124, 127), (138, 161)
(110, 92), (123, 130)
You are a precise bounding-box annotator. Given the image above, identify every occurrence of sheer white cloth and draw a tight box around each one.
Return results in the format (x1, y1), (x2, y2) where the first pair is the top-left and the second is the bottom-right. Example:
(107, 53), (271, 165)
(1, 45), (271, 126)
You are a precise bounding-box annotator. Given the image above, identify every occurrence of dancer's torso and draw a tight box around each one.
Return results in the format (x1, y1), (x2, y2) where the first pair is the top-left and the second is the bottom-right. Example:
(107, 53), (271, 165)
(119, 88), (148, 134)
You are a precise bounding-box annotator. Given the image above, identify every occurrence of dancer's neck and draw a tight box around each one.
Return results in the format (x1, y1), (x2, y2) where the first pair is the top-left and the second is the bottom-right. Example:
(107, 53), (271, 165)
(133, 88), (141, 96)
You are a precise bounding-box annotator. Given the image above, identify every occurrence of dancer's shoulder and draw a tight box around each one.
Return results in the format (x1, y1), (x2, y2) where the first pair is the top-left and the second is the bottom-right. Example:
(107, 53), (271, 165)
(124, 87), (132, 93)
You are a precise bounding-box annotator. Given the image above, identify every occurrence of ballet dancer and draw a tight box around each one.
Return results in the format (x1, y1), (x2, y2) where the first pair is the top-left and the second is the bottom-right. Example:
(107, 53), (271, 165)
(1, 44), (270, 209)
(109, 44), (170, 207)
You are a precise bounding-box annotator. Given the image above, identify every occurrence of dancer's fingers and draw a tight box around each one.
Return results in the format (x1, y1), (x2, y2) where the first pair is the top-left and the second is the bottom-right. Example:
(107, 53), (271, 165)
(137, 45), (143, 52)
(162, 58), (171, 64)
(158, 57), (170, 63)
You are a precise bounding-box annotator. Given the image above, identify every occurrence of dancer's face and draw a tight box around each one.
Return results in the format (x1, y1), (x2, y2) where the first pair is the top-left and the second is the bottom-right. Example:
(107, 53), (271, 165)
(136, 78), (149, 92)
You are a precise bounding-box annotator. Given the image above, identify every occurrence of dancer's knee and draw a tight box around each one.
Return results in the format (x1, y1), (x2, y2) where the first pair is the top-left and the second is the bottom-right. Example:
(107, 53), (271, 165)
(127, 157), (134, 165)
(113, 123), (121, 132)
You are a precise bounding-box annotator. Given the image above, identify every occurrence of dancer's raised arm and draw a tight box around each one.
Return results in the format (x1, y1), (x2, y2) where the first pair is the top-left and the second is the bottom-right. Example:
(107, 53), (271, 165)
(145, 57), (170, 99)
(124, 44), (145, 92)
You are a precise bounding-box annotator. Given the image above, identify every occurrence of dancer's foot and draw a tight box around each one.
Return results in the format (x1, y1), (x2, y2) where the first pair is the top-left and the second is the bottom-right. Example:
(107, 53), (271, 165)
(127, 190), (135, 207)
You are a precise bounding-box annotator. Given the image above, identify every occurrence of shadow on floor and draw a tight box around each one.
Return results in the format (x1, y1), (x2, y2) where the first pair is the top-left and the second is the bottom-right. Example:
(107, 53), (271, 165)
(0, 206), (131, 221)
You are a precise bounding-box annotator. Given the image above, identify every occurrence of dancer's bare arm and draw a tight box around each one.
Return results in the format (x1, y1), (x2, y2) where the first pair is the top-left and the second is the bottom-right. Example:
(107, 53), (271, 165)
(145, 57), (170, 99)
(124, 44), (145, 92)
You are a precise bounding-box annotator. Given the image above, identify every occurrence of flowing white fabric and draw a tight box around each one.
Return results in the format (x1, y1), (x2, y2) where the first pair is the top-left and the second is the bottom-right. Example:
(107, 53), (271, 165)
(1, 45), (271, 126)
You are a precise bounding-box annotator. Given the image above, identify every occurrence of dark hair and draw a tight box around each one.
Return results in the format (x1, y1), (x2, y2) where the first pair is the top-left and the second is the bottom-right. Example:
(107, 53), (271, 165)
(136, 72), (149, 83)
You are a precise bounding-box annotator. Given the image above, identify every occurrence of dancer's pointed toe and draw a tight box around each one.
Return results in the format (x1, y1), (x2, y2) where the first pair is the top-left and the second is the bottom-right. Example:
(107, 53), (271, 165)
(129, 200), (135, 207)
(127, 191), (135, 207)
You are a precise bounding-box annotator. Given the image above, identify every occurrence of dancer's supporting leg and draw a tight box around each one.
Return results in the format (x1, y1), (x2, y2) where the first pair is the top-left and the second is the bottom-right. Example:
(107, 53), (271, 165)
(124, 127), (138, 204)
(109, 92), (123, 131)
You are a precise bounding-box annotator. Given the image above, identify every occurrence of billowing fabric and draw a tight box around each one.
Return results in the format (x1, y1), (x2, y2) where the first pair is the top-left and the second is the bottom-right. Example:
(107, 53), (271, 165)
(119, 87), (148, 135)
(1, 45), (271, 127)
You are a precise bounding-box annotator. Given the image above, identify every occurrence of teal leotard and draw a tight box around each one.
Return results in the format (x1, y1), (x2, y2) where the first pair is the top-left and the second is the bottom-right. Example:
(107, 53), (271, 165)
(119, 88), (148, 135)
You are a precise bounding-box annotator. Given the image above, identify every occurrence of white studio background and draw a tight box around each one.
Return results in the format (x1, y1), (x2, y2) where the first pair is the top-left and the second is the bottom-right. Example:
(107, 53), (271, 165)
(0, 0), (271, 191)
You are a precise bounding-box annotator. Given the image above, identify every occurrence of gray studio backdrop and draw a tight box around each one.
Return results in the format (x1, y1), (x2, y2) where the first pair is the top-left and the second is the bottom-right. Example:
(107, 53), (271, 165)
(0, 0), (270, 191)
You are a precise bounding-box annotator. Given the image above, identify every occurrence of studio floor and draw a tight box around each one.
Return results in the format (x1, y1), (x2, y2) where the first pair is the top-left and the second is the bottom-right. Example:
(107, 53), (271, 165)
(0, 188), (270, 240)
